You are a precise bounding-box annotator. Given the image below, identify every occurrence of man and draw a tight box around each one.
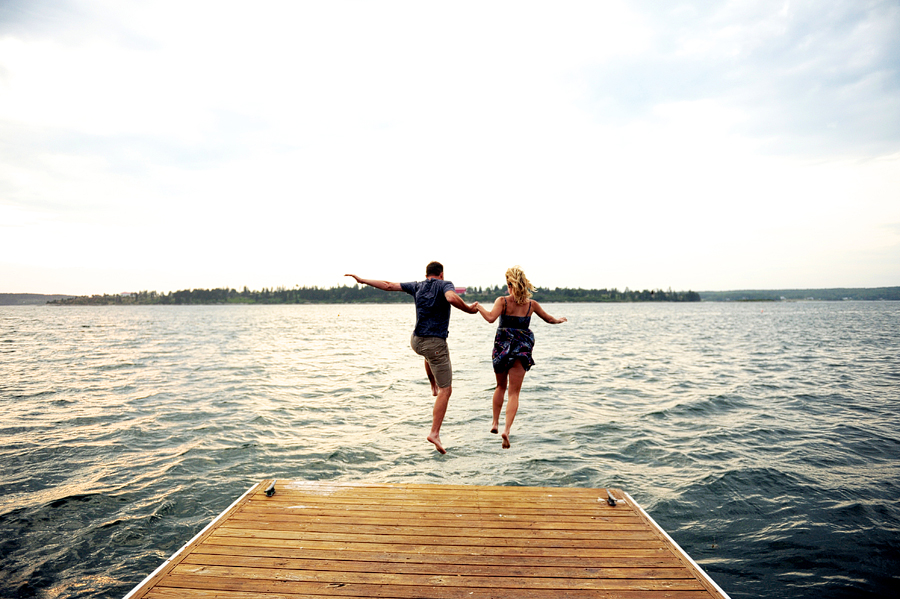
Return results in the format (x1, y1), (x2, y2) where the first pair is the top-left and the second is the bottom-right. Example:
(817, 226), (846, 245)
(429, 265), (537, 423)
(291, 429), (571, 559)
(345, 262), (478, 453)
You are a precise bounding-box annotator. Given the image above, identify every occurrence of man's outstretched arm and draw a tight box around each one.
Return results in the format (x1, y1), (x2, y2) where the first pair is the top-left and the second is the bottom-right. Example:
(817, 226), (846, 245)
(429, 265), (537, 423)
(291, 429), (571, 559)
(345, 274), (402, 292)
(445, 290), (478, 314)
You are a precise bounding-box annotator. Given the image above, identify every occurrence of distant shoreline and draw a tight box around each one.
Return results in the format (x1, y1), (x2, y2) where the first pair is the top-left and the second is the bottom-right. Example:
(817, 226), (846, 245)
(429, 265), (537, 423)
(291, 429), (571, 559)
(697, 287), (900, 302)
(0, 293), (77, 305)
(4, 286), (899, 305)
(40, 286), (701, 305)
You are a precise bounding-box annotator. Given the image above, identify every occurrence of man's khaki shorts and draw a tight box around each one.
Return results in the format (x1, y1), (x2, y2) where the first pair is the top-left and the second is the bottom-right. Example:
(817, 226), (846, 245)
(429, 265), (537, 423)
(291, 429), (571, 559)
(410, 334), (452, 389)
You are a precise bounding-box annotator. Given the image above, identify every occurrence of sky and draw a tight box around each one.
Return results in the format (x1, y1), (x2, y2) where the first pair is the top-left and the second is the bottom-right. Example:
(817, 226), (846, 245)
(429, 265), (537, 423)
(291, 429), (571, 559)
(1, 0), (898, 295)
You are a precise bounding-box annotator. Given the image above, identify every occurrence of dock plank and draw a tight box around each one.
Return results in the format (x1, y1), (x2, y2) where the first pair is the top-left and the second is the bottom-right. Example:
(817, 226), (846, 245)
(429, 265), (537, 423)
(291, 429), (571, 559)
(126, 481), (730, 599)
(229, 511), (646, 529)
(219, 520), (656, 538)
(209, 527), (663, 547)
(149, 578), (715, 599)
(191, 544), (684, 568)
(180, 553), (692, 579)
(202, 536), (671, 557)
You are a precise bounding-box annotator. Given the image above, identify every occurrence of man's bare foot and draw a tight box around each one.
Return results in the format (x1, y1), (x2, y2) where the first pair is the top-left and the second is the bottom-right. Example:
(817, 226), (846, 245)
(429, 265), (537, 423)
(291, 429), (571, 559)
(427, 433), (446, 454)
(501, 433), (510, 449)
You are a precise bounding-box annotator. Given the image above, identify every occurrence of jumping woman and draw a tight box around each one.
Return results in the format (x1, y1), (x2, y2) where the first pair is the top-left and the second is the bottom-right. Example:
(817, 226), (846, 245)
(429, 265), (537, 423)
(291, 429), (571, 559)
(475, 266), (566, 448)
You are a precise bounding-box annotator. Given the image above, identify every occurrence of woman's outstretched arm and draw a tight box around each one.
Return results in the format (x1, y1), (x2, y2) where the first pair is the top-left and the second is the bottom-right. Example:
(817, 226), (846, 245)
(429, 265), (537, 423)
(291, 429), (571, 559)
(476, 297), (505, 323)
(532, 300), (567, 324)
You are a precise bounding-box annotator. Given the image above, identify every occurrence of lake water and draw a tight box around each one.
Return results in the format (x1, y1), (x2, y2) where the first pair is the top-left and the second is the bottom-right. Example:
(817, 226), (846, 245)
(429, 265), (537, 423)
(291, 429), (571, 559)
(1, 301), (898, 598)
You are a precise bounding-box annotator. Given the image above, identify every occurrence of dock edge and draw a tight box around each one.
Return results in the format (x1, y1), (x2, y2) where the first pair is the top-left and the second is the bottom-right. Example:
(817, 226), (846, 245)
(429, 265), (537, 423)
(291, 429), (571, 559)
(624, 491), (732, 599)
(122, 479), (267, 599)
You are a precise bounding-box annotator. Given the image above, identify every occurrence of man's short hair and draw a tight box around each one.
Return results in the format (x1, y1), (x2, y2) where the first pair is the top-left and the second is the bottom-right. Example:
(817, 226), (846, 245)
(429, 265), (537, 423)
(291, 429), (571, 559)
(426, 261), (444, 277)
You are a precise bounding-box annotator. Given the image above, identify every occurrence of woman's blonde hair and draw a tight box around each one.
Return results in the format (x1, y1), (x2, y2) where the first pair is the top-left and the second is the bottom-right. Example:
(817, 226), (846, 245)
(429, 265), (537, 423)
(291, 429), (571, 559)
(505, 266), (534, 304)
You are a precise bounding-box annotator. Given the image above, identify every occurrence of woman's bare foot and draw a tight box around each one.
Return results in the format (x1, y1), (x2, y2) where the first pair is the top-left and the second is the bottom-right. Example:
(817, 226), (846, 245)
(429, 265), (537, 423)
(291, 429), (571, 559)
(427, 433), (446, 454)
(490, 423), (499, 434)
(501, 433), (510, 449)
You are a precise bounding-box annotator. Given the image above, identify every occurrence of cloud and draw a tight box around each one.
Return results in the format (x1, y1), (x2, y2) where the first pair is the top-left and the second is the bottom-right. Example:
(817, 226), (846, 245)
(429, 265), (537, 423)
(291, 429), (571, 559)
(584, 0), (900, 157)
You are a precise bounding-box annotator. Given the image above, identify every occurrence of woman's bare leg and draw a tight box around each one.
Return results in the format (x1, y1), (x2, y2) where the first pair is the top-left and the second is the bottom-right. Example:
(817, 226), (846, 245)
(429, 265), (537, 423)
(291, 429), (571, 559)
(491, 371), (507, 434)
(502, 361), (526, 449)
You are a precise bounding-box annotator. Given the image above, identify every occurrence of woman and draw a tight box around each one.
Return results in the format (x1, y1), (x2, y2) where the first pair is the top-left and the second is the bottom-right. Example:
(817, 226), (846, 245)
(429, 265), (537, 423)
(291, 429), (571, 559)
(476, 266), (566, 448)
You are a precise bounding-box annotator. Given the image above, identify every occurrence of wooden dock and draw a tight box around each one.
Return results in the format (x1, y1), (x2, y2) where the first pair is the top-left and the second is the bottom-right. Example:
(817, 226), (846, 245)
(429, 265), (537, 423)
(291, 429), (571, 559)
(125, 480), (730, 599)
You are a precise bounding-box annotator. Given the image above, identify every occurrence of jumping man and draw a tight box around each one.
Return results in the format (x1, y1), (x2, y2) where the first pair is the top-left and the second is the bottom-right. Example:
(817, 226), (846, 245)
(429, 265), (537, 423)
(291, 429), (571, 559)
(345, 261), (478, 453)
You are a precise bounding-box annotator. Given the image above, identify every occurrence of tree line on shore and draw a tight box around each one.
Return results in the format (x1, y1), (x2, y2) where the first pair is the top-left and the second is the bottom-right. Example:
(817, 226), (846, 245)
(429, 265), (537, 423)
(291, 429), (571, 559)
(48, 285), (702, 305)
(698, 287), (900, 301)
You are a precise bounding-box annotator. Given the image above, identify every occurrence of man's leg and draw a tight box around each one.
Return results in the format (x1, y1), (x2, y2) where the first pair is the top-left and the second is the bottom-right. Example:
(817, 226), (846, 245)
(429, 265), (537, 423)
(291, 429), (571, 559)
(427, 386), (451, 454)
(414, 336), (452, 454)
(424, 360), (439, 396)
